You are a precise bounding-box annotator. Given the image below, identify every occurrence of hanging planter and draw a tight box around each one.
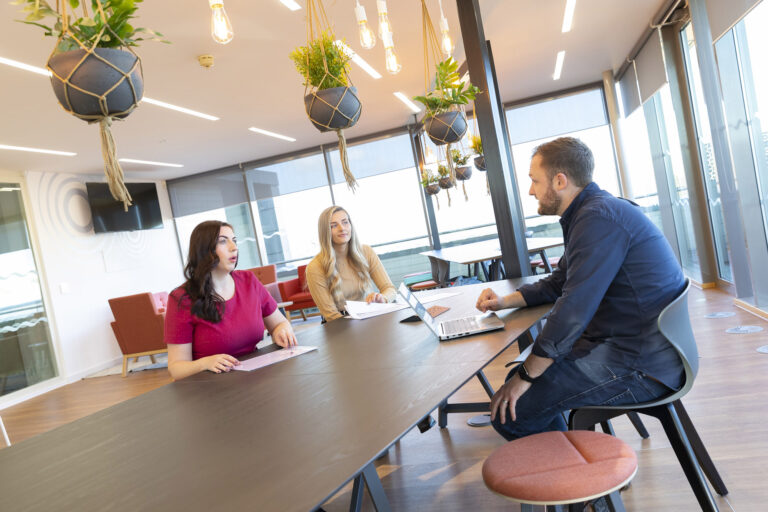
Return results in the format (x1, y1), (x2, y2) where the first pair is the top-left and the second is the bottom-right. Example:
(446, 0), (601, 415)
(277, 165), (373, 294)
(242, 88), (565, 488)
(469, 134), (489, 194)
(436, 163), (454, 206)
(421, 169), (441, 209)
(474, 155), (486, 171)
(291, 3), (361, 191)
(16, 0), (166, 211)
(451, 148), (471, 201)
(425, 111), (467, 145)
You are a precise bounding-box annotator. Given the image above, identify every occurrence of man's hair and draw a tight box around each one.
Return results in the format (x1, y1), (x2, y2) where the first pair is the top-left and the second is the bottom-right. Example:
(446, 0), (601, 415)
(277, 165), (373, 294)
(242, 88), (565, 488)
(532, 137), (594, 187)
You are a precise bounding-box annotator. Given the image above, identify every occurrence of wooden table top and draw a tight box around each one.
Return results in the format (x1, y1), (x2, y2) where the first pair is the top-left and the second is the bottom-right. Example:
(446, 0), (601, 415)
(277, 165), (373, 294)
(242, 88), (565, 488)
(0, 278), (551, 512)
(420, 237), (564, 265)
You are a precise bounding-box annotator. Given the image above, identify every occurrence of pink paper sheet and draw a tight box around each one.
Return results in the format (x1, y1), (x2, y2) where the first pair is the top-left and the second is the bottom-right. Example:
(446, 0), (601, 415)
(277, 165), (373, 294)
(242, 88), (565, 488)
(233, 346), (317, 371)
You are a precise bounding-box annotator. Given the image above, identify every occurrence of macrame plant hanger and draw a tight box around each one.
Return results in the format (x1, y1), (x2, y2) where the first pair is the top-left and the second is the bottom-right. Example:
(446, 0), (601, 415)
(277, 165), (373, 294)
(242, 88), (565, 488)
(304, 0), (361, 191)
(48, 0), (142, 210)
(471, 114), (489, 195)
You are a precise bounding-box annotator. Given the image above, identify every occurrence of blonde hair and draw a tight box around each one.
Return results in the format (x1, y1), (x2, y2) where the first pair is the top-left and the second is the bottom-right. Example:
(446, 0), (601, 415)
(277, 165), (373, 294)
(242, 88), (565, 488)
(316, 206), (370, 311)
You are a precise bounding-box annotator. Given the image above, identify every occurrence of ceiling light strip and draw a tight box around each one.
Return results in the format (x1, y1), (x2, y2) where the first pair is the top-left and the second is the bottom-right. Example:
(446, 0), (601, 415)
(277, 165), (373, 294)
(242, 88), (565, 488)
(553, 51), (565, 80)
(0, 56), (51, 76)
(248, 127), (297, 142)
(393, 92), (421, 113)
(334, 41), (382, 79)
(279, 0), (302, 11)
(0, 144), (76, 156)
(562, 0), (577, 33)
(119, 158), (184, 168)
(141, 97), (220, 121)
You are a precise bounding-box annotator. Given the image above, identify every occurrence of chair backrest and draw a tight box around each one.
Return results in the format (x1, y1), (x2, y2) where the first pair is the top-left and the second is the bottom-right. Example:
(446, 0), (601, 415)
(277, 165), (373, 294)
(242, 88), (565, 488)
(249, 265), (277, 285)
(297, 265), (308, 291)
(108, 293), (166, 355)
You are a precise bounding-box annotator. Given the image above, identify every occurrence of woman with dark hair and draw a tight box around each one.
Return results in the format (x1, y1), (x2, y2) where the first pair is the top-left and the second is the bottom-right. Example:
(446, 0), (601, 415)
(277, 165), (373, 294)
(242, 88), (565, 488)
(165, 220), (297, 380)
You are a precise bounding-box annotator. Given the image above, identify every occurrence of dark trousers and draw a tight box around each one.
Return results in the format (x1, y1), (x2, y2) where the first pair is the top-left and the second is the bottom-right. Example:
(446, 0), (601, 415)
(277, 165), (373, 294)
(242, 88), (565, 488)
(491, 357), (675, 441)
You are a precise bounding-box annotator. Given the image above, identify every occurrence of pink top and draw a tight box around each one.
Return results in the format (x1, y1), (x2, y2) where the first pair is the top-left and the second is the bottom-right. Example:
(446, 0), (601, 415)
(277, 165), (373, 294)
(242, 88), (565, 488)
(165, 270), (278, 360)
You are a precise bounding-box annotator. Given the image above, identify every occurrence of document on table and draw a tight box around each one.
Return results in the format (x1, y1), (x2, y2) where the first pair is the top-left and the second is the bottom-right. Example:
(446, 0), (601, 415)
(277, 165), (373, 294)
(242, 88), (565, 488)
(345, 300), (409, 319)
(233, 346), (317, 371)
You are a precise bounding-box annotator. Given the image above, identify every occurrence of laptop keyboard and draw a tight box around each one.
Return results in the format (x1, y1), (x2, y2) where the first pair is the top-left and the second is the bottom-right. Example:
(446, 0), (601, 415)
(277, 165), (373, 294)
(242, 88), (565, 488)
(442, 317), (480, 336)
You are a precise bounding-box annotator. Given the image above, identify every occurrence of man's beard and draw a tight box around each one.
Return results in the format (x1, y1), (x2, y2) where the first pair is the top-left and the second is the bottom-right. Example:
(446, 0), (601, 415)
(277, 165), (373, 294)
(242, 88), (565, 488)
(537, 186), (561, 216)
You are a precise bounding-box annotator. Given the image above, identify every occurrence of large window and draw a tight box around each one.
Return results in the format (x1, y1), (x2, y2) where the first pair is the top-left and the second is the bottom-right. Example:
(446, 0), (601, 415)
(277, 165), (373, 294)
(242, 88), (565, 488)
(507, 89), (621, 244)
(0, 183), (58, 396)
(245, 153), (332, 273)
(681, 23), (733, 282)
(621, 103), (662, 230)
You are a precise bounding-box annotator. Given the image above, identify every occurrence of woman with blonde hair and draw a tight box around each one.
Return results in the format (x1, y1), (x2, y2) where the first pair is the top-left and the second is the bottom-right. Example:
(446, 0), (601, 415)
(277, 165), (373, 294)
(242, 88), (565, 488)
(306, 206), (396, 321)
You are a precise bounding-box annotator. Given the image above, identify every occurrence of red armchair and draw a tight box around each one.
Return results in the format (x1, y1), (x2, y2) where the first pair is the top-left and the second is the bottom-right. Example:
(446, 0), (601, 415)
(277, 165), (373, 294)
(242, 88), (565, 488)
(277, 265), (318, 321)
(247, 265), (282, 303)
(108, 292), (168, 377)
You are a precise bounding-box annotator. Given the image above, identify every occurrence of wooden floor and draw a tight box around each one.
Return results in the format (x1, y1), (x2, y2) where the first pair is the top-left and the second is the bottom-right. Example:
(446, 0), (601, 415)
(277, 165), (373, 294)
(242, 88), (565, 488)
(2, 285), (767, 511)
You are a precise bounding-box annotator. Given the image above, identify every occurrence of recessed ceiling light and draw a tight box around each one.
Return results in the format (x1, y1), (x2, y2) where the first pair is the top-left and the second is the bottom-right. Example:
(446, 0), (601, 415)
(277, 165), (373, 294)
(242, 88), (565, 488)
(0, 144), (76, 156)
(0, 56), (51, 76)
(248, 127), (297, 142)
(141, 97), (220, 121)
(553, 51), (565, 80)
(562, 0), (577, 33)
(393, 92), (421, 113)
(119, 158), (184, 168)
(279, 0), (301, 11)
(334, 41), (382, 79)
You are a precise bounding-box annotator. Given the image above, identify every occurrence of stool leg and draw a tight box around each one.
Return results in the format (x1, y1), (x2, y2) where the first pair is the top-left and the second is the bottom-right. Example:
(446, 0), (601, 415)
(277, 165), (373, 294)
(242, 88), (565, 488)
(605, 490), (627, 512)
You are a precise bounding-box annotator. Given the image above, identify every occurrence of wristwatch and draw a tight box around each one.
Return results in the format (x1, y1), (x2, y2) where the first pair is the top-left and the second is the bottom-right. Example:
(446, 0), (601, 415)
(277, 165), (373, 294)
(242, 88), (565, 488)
(518, 362), (539, 383)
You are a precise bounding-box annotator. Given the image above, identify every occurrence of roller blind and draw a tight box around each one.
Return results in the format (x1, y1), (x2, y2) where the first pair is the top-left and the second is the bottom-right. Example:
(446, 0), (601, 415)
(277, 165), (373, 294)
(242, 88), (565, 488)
(705, 0), (762, 41)
(245, 153), (329, 201)
(167, 167), (247, 218)
(327, 133), (415, 184)
(636, 28), (668, 103)
(618, 63), (642, 117)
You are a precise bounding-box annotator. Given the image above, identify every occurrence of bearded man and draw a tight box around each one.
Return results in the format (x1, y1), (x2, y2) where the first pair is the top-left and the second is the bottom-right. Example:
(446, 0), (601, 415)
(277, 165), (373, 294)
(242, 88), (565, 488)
(476, 136), (686, 440)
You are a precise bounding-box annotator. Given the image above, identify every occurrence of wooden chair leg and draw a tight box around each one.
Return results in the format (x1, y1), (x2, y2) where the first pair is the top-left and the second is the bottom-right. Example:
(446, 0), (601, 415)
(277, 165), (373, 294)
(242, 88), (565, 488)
(122, 356), (129, 378)
(150, 355), (157, 364)
(300, 309), (307, 321)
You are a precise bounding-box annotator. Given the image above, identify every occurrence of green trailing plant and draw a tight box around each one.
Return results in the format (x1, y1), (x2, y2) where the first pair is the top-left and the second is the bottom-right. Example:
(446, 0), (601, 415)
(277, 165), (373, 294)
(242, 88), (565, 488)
(420, 169), (439, 187)
(14, 0), (167, 53)
(290, 30), (351, 90)
(413, 57), (481, 116)
(469, 134), (483, 155)
(451, 148), (470, 166)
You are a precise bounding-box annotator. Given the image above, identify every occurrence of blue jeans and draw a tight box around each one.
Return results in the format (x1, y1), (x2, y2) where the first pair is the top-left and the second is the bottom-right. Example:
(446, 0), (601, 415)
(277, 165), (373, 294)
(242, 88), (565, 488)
(491, 357), (677, 441)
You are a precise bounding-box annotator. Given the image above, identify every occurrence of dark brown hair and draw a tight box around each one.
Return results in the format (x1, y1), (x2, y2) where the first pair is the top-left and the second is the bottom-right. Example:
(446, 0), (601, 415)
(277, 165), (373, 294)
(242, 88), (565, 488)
(179, 220), (234, 322)
(532, 136), (594, 187)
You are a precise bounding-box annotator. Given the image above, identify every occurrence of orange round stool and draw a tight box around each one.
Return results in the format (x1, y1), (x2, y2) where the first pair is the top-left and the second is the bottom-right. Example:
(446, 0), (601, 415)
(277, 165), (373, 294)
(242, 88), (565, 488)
(482, 430), (637, 510)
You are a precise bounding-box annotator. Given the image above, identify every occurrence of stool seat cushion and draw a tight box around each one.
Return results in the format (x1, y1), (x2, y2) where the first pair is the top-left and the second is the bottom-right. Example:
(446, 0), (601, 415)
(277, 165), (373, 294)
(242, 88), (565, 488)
(482, 430), (637, 504)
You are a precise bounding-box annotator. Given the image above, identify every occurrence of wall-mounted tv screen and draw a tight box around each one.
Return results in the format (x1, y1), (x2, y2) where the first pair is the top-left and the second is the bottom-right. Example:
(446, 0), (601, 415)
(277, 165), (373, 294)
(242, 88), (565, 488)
(86, 182), (163, 234)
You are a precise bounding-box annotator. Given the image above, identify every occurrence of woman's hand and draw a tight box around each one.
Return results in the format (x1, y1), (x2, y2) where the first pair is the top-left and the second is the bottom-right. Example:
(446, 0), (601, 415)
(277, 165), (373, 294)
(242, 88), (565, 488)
(199, 354), (240, 374)
(365, 292), (386, 304)
(272, 322), (298, 348)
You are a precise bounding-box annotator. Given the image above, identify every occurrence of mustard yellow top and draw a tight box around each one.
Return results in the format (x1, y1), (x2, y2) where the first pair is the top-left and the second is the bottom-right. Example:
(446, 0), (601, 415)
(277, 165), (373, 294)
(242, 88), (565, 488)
(306, 245), (397, 321)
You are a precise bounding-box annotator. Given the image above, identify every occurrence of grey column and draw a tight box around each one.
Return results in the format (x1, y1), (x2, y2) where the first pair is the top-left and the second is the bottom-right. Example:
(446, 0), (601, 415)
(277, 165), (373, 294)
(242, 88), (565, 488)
(602, 70), (634, 199)
(456, 0), (531, 278)
(661, 24), (718, 285)
(689, 0), (753, 297)
(409, 127), (441, 249)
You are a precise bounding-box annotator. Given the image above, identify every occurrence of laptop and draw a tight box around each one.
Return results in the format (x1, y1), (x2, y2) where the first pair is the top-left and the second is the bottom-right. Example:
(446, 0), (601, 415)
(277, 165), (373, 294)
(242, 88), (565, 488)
(398, 283), (505, 341)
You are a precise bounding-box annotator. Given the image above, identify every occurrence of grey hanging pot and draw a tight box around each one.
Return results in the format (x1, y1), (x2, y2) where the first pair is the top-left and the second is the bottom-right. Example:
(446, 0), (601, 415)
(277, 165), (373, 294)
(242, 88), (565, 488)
(425, 111), (467, 145)
(438, 176), (455, 189)
(474, 155), (486, 171)
(455, 166), (472, 180)
(48, 48), (143, 120)
(424, 183), (440, 195)
(304, 86), (362, 132)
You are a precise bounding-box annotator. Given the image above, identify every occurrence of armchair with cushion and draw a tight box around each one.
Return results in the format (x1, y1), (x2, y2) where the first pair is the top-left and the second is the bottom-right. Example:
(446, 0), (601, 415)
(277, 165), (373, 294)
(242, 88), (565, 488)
(246, 265), (282, 304)
(108, 292), (168, 377)
(277, 265), (317, 321)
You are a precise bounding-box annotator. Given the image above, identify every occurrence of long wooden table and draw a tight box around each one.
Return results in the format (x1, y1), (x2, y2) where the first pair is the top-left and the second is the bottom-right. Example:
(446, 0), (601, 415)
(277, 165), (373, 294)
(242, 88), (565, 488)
(0, 278), (551, 512)
(421, 237), (564, 286)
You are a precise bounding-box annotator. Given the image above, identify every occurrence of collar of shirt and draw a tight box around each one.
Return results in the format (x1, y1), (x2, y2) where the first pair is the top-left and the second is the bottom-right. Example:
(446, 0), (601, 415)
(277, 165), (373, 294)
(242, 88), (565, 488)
(559, 182), (602, 240)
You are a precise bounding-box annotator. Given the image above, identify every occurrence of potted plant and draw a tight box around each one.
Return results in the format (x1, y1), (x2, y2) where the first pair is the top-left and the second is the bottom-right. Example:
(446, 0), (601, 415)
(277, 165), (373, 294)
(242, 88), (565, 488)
(16, 0), (167, 209)
(421, 169), (440, 196)
(413, 57), (480, 145)
(291, 26), (361, 191)
(436, 164), (455, 189)
(290, 30), (361, 133)
(470, 134), (486, 171)
(451, 148), (472, 181)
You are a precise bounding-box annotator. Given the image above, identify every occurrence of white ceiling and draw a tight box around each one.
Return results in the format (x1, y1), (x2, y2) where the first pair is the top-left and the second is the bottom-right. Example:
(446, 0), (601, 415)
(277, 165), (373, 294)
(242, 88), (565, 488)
(0, 0), (665, 181)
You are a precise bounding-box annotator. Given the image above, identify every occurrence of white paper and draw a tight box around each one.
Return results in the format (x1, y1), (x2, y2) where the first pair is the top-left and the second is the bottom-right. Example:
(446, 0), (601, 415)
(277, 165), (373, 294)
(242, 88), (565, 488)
(417, 291), (461, 304)
(233, 346), (317, 371)
(345, 300), (409, 319)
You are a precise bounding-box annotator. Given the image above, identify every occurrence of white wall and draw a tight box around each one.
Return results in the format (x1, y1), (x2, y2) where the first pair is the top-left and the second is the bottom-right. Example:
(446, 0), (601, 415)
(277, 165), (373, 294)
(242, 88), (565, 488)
(24, 172), (184, 380)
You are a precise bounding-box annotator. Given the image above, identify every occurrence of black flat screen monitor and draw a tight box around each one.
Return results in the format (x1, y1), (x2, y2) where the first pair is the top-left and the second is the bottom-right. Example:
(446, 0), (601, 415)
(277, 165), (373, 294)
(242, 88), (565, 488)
(86, 182), (163, 233)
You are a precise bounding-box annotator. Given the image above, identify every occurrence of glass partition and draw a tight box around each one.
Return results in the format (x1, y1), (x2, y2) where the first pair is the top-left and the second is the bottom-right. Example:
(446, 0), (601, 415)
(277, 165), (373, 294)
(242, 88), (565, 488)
(0, 183), (58, 396)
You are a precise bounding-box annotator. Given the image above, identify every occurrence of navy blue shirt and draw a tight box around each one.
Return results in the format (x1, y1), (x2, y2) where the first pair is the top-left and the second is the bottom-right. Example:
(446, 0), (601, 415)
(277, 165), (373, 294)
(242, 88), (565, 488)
(519, 183), (686, 388)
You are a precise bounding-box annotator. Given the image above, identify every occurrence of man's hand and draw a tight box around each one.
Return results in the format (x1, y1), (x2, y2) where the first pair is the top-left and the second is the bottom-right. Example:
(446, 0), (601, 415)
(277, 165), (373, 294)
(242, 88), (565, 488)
(476, 288), (504, 312)
(490, 373), (531, 424)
